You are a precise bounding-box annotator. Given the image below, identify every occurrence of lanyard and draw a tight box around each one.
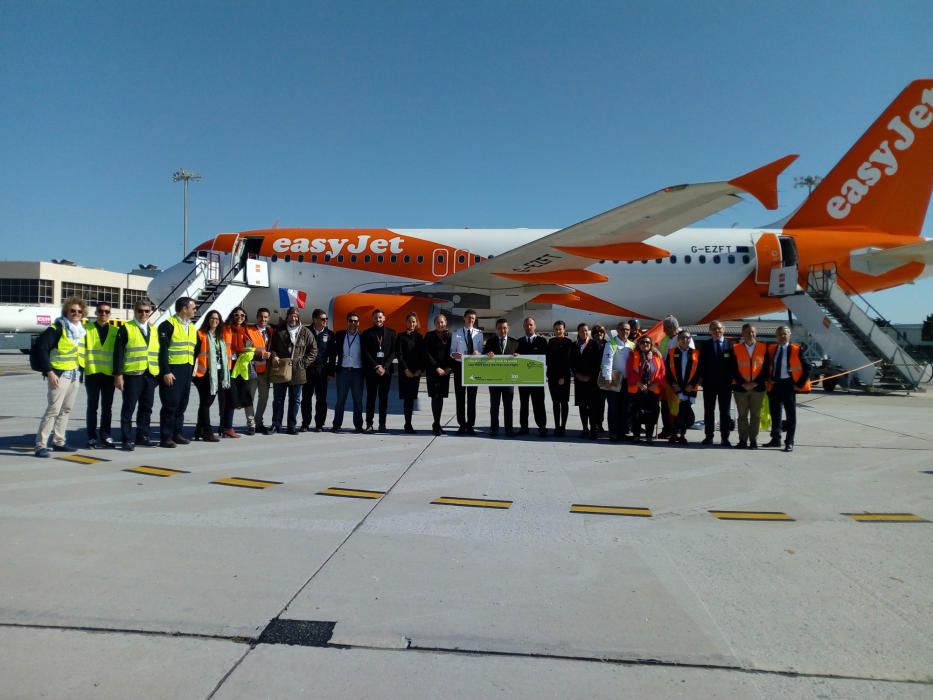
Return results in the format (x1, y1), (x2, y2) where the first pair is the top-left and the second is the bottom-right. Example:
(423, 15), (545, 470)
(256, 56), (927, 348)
(346, 333), (358, 352)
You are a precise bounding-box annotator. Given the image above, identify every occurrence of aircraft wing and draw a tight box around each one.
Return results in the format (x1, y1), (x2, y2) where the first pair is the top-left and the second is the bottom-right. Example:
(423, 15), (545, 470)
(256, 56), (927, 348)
(850, 239), (933, 275)
(440, 155), (797, 290)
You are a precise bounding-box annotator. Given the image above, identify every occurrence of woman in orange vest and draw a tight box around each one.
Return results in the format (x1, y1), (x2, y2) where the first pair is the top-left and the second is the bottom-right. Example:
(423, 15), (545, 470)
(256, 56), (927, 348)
(192, 310), (230, 442)
(666, 330), (700, 445)
(764, 325), (811, 452)
(223, 306), (253, 437)
(626, 335), (666, 442)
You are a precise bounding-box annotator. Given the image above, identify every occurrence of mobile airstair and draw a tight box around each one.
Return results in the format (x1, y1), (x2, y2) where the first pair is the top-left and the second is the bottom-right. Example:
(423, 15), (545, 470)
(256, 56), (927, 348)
(780, 264), (931, 392)
(150, 247), (269, 327)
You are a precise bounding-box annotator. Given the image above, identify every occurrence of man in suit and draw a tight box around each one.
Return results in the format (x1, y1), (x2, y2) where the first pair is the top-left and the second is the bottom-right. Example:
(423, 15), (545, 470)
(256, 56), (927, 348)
(764, 325), (811, 452)
(698, 320), (733, 446)
(516, 316), (548, 436)
(483, 318), (519, 436)
(301, 308), (333, 432)
(362, 308), (397, 432)
(449, 308), (484, 435)
(328, 312), (364, 433)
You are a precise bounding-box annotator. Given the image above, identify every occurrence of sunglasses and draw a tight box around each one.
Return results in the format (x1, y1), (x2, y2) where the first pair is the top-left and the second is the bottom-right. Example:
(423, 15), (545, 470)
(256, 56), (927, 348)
(67, 308), (82, 314)
(136, 308), (152, 314)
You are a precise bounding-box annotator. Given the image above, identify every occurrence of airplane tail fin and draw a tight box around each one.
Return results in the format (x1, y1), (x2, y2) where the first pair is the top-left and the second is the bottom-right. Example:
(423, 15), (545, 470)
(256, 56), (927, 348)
(784, 80), (933, 236)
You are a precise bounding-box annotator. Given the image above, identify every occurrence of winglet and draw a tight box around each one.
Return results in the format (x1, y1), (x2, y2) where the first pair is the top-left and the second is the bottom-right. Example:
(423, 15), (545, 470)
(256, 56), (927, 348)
(728, 154), (798, 210)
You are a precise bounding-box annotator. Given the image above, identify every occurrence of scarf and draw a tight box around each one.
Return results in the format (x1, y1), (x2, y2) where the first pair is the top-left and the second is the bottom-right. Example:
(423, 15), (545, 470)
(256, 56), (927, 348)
(640, 351), (653, 386)
(58, 316), (86, 343)
(287, 323), (300, 345)
(206, 332), (230, 395)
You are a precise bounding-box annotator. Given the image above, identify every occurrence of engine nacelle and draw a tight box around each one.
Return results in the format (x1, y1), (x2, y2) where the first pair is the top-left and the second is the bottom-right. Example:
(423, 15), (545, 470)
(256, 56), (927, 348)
(331, 293), (443, 331)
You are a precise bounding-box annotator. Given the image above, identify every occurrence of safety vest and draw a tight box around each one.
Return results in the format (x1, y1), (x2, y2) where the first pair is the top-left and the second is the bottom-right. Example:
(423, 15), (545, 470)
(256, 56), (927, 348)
(733, 342), (767, 383)
(667, 346), (699, 387)
(122, 323), (159, 376)
(628, 351), (664, 394)
(49, 322), (86, 371)
(83, 322), (116, 375)
(246, 325), (270, 373)
(231, 347), (255, 380)
(768, 343), (812, 393)
(166, 316), (197, 366)
(194, 331), (233, 378)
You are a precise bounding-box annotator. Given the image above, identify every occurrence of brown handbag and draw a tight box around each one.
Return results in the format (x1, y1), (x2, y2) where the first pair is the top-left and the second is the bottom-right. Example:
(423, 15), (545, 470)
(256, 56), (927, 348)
(269, 357), (293, 384)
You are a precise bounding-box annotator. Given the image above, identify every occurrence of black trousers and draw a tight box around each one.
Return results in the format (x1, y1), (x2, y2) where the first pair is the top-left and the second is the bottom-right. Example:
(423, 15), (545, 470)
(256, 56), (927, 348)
(769, 379), (798, 444)
(452, 366), (477, 428)
(301, 366), (329, 428)
(633, 391), (661, 437)
(489, 387), (514, 431)
(120, 373), (155, 443)
(519, 386), (547, 430)
(548, 379), (570, 430)
(85, 373), (115, 440)
(159, 363), (193, 439)
(366, 371), (392, 427)
(702, 383), (733, 438)
(192, 373), (220, 434)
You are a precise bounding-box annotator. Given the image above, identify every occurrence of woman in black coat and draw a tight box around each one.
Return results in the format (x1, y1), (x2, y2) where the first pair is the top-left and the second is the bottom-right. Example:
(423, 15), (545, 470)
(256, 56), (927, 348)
(422, 313), (453, 436)
(546, 320), (575, 437)
(397, 312), (425, 433)
(572, 323), (603, 439)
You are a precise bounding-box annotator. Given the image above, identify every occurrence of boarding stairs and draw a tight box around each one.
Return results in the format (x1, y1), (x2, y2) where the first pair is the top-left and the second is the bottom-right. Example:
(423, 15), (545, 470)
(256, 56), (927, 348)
(151, 251), (266, 327)
(781, 264), (931, 392)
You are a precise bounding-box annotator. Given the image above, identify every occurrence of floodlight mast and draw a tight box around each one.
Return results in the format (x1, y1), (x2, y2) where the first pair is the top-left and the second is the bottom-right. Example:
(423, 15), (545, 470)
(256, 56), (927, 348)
(172, 169), (202, 257)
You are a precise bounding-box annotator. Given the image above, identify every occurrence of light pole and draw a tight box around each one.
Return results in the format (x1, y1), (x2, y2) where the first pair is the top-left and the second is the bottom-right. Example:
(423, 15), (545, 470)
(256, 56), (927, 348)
(172, 169), (202, 256)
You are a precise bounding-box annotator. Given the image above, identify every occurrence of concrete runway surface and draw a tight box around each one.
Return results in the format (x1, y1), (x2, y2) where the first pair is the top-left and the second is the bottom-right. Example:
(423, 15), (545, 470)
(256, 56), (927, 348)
(0, 352), (931, 699)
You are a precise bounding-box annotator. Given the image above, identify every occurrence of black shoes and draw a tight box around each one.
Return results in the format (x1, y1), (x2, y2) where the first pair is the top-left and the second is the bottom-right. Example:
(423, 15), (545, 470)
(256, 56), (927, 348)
(784, 443), (794, 452)
(763, 439), (782, 448)
(736, 440), (747, 449)
(701, 436), (714, 445)
(403, 425), (416, 434)
(749, 439), (758, 450)
(172, 434), (190, 445)
(123, 442), (135, 451)
(160, 440), (176, 448)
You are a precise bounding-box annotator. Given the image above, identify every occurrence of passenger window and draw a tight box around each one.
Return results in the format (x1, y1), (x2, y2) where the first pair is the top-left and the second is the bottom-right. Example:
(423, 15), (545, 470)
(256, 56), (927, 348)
(742, 255), (750, 264)
(713, 255), (721, 264)
(324, 254), (331, 262)
(377, 255), (384, 263)
(417, 255), (424, 263)
(670, 255), (677, 264)
(728, 254), (735, 264)
(403, 255), (411, 263)
(391, 255), (398, 263)
(337, 255), (344, 263)
(699, 255), (707, 263)
(298, 254), (304, 263)
(458, 254), (465, 264)
(271, 254), (278, 262)
(364, 254), (371, 263)
(436, 255), (444, 263)
(284, 254), (291, 263)
(684, 255), (692, 264)
(311, 254), (318, 263)
(350, 254), (357, 263)
(655, 258), (662, 264)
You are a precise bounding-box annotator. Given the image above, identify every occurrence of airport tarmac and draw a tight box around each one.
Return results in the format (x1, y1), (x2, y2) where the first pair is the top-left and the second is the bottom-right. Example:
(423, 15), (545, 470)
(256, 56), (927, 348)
(0, 351), (930, 699)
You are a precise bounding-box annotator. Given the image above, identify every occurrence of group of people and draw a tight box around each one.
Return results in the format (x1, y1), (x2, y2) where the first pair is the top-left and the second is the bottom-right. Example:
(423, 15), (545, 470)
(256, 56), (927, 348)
(32, 297), (810, 457)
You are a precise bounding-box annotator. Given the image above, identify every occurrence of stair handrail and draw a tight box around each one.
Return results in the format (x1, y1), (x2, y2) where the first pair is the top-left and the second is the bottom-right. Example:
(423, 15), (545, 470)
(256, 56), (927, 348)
(152, 253), (217, 312)
(831, 268), (927, 357)
(193, 257), (249, 316)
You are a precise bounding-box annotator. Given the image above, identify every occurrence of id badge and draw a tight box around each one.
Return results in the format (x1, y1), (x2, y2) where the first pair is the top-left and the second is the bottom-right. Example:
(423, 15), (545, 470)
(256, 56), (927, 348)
(376, 351), (385, 359)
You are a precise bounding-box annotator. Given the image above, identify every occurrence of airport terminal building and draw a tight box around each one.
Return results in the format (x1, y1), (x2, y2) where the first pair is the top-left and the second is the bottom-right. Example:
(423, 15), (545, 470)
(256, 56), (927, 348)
(0, 260), (156, 322)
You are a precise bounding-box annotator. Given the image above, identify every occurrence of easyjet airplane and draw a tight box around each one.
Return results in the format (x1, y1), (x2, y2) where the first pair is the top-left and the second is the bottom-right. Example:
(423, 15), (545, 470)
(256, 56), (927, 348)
(149, 80), (933, 331)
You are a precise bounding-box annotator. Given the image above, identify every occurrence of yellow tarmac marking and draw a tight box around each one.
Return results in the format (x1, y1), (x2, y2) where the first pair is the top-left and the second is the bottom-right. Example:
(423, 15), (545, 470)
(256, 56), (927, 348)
(843, 513), (929, 523)
(431, 496), (512, 509)
(317, 487), (385, 500)
(709, 510), (795, 521)
(10, 445), (34, 452)
(570, 504), (652, 517)
(55, 454), (110, 464)
(123, 466), (191, 478)
(211, 477), (283, 490)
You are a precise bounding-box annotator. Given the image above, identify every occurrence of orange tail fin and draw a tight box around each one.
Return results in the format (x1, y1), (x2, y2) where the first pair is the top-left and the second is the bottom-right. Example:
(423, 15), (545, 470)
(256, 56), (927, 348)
(784, 80), (933, 236)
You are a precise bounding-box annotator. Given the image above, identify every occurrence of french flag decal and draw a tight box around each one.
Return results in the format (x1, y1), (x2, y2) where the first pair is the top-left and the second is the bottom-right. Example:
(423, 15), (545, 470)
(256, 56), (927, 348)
(278, 288), (308, 309)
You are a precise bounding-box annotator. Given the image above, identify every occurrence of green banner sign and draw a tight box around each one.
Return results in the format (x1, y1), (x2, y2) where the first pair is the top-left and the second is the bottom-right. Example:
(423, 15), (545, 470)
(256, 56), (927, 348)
(462, 355), (546, 386)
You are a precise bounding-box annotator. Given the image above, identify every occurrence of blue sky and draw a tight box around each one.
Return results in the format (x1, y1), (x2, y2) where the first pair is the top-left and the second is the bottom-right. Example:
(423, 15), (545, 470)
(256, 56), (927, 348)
(1, 1), (930, 322)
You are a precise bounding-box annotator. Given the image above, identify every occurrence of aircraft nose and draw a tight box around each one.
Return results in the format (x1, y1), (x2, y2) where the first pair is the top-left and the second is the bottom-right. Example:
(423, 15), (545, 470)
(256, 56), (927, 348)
(147, 261), (194, 310)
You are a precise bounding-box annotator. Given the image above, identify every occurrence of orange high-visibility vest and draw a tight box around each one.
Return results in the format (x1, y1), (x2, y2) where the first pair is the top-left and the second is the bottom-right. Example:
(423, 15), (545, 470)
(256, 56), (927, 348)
(733, 342), (767, 383)
(245, 325), (270, 374)
(768, 343), (812, 393)
(194, 330), (233, 378)
(627, 351), (664, 394)
(667, 346), (699, 388)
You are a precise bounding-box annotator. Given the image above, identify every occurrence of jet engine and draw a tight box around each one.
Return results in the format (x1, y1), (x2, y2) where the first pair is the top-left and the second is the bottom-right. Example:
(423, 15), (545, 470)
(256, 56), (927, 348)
(331, 293), (445, 331)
